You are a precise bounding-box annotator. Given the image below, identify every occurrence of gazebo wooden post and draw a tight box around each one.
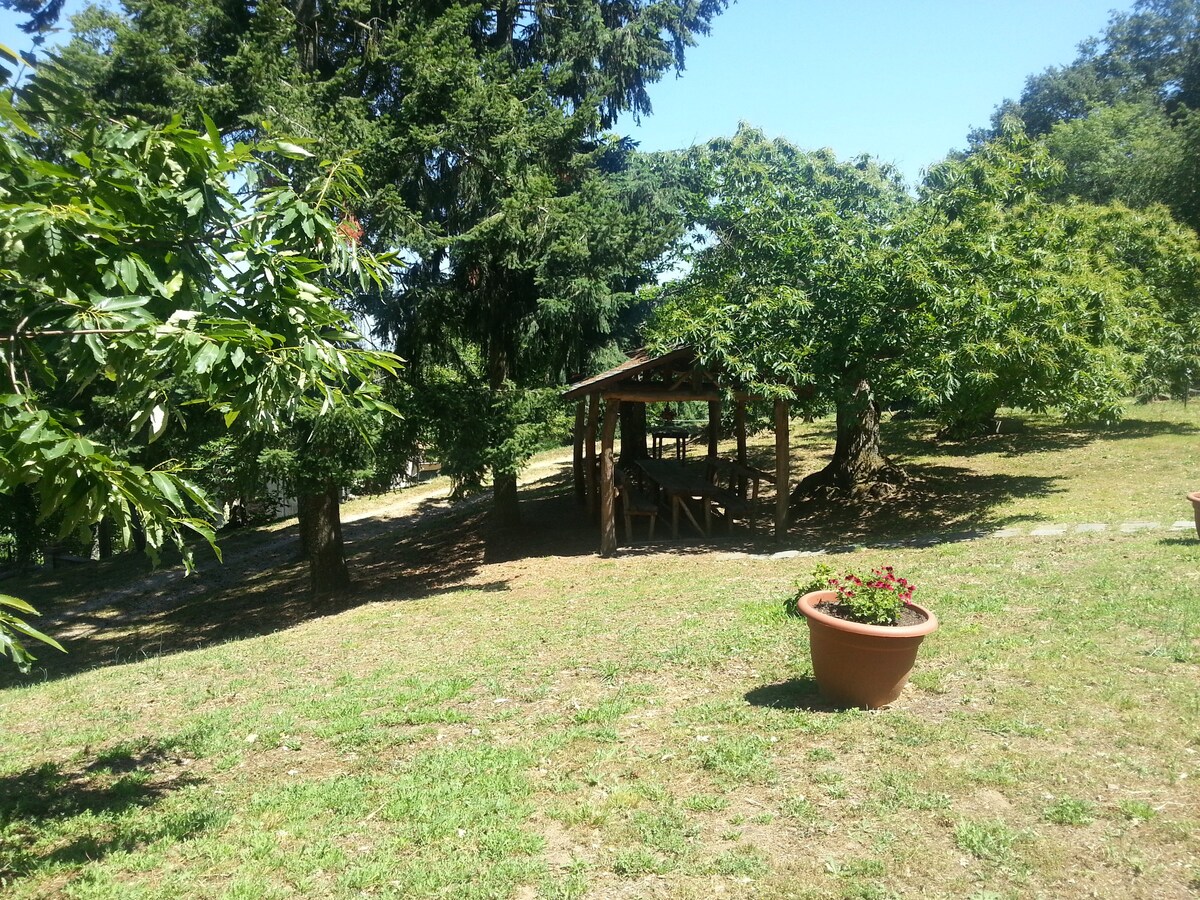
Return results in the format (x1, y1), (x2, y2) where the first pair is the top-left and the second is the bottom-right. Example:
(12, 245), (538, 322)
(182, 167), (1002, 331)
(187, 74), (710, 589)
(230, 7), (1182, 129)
(707, 400), (721, 458)
(585, 393), (599, 516)
(599, 397), (622, 557)
(734, 393), (748, 497)
(573, 400), (586, 504)
(774, 398), (790, 540)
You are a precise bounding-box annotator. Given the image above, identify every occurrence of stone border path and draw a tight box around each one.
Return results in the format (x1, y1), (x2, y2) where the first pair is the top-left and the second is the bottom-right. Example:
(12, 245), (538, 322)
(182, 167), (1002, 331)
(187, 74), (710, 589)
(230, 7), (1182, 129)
(715, 519), (1197, 560)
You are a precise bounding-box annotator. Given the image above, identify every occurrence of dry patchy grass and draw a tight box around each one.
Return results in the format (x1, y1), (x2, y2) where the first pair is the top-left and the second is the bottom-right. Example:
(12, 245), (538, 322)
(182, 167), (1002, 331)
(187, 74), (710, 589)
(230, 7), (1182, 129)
(2, 403), (1199, 898)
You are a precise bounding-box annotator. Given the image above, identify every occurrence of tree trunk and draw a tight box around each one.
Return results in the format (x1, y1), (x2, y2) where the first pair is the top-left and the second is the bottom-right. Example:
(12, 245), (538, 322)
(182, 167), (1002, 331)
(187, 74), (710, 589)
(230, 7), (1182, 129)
(131, 510), (147, 555)
(792, 376), (901, 506)
(11, 484), (39, 571)
(299, 483), (350, 599)
(829, 377), (885, 490)
(492, 470), (521, 526)
(97, 517), (114, 559)
(618, 402), (648, 466)
(488, 343), (521, 525)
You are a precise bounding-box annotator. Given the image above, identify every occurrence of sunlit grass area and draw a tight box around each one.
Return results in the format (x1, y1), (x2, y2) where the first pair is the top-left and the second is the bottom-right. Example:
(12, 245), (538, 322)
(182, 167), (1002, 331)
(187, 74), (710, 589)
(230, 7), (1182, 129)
(2, 402), (1198, 898)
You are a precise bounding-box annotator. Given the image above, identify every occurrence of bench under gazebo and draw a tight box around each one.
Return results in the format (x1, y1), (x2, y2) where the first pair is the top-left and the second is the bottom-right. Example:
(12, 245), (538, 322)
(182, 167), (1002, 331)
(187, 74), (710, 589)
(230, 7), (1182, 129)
(562, 346), (792, 556)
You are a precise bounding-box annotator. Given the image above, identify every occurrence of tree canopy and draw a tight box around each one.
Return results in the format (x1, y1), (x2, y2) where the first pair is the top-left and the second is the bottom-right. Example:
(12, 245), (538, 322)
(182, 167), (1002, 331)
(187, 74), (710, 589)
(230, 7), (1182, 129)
(0, 60), (398, 669)
(650, 124), (1200, 504)
(977, 0), (1200, 234)
(47, 0), (729, 520)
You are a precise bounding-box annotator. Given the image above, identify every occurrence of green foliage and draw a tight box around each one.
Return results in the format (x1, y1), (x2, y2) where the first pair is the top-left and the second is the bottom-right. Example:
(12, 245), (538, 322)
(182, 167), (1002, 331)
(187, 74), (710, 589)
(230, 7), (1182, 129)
(827, 567), (916, 627)
(651, 125), (913, 409)
(0, 594), (64, 672)
(189, 434), (280, 527)
(0, 63), (400, 666)
(652, 124), (1200, 457)
(57, 0), (729, 511)
(797, 563), (918, 627)
(981, 1), (1200, 233)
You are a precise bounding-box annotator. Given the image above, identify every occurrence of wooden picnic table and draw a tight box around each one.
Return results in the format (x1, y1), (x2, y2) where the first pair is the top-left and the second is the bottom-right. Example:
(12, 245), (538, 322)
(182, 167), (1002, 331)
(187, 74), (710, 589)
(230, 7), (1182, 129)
(706, 457), (772, 533)
(637, 458), (749, 538)
(650, 426), (691, 461)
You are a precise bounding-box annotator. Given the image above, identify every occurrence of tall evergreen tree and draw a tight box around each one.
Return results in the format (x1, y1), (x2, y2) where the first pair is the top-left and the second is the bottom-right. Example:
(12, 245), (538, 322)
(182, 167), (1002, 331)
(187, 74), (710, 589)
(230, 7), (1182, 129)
(44, 0), (727, 521)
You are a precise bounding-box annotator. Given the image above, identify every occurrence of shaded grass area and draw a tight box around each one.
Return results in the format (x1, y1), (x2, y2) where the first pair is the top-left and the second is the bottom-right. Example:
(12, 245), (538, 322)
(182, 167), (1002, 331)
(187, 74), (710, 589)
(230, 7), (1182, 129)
(1, 403), (1199, 898)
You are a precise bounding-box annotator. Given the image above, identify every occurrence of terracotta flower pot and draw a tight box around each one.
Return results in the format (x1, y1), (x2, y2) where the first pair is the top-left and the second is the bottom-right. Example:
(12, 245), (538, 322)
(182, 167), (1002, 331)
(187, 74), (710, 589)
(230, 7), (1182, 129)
(797, 590), (939, 709)
(1188, 492), (1200, 540)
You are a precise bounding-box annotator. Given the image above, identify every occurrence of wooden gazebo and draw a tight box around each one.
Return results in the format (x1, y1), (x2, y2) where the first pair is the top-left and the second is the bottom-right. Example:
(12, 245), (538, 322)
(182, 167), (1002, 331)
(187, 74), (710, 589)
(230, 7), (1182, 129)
(562, 346), (791, 556)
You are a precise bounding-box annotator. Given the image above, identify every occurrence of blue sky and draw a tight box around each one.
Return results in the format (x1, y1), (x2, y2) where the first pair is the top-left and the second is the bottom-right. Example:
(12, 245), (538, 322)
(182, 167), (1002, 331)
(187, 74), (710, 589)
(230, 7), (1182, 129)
(620, 1), (1125, 184)
(2, 1), (1125, 184)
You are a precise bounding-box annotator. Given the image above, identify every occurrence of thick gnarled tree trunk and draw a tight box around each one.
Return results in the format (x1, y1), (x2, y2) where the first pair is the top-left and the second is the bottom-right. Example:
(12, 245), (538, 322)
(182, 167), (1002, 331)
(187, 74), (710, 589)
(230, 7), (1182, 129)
(791, 376), (903, 507)
(299, 483), (350, 599)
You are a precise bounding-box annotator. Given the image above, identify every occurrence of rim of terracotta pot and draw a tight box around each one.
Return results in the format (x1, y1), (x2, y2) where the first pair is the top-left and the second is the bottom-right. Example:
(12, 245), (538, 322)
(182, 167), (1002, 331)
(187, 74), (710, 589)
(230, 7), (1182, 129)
(1188, 491), (1200, 505)
(797, 589), (939, 638)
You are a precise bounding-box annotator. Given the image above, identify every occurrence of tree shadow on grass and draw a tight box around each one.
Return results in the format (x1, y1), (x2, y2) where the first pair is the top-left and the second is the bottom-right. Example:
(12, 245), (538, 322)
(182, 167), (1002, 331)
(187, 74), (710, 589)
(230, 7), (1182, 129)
(882, 413), (1199, 460)
(0, 452), (1057, 687)
(0, 742), (206, 883)
(0, 469), (579, 686)
(787, 464), (1062, 546)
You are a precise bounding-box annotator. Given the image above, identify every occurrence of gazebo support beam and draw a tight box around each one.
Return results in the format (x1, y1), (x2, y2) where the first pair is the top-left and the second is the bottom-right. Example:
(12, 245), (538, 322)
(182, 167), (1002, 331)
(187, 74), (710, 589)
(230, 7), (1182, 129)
(707, 400), (721, 458)
(585, 393), (599, 516)
(735, 393), (748, 497)
(600, 398), (621, 557)
(774, 398), (790, 540)
(573, 400), (586, 504)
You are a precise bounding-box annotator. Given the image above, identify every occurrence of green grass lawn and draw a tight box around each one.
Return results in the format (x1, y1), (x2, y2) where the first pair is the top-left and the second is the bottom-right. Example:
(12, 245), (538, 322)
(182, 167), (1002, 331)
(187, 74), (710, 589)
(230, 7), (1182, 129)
(2, 403), (1199, 899)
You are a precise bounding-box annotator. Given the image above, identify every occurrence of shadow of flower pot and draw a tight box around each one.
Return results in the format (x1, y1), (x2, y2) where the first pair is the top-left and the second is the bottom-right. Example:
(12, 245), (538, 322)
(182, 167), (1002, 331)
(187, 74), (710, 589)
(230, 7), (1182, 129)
(743, 678), (842, 712)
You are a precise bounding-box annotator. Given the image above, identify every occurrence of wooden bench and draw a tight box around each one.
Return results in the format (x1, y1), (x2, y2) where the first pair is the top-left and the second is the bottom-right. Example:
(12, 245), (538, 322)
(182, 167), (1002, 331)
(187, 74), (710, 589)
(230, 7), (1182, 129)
(706, 457), (773, 533)
(616, 467), (659, 542)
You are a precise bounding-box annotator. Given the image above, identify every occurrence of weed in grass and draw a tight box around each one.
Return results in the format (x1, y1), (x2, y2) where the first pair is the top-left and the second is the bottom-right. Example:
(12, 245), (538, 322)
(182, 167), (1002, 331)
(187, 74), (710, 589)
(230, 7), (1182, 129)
(633, 781), (669, 803)
(720, 828), (742, 841)
(750, 812), (775, 825)
(871, 772), (951, 812)
(965, 761), (1023, 787)
(953, 819), (1023, 863)
(572, 698), (633, 726)
(540, 870), (589, 900)
(547, 801), (608, 829)
(630, 807), (695, 856)
(908, 669), (946, 694)
(248, 775), (375, 822)
(682, 793), (729, 812)
(807, 747), (835, 762)
(611, 847), (665, 876)
(709, 845), (769, 878)
(164, 712), (236, 758)
(1042, 796), (1095, 825)
(568, 725), (620, 743)
(979, 716), (1047, 739)
(826, 856), (886, 878)
(693, 735), (776, 784)
(782, 796), (819, 822)
(814, 770), (848, 799)
(1118, 799), (1158, 821)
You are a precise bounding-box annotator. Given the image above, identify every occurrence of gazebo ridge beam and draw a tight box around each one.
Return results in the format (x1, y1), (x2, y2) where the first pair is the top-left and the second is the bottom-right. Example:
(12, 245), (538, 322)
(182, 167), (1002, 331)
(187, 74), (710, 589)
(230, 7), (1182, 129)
(602, 388), (721, 403)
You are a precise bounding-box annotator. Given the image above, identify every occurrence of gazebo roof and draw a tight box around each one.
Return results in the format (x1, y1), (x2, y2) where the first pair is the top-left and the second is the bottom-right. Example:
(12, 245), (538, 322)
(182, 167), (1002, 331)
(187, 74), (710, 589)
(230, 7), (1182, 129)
(562, 346), (719, 402)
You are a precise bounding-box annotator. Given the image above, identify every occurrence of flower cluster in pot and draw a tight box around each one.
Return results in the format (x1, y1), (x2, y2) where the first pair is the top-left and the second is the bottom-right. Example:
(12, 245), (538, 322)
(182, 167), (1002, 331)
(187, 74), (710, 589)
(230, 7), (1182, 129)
(796, 563), (917, 626)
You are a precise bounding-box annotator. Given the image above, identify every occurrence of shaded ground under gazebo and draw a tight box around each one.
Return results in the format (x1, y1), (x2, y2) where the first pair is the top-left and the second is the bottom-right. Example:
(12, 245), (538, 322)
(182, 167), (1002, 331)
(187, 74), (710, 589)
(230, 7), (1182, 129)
(562, 346), (792, 556)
